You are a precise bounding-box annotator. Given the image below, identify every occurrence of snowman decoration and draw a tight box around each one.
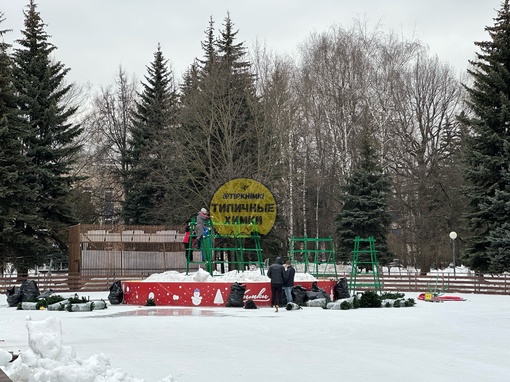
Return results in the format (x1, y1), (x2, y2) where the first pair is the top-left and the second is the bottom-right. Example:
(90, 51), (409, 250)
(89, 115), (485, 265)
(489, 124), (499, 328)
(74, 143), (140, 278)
(191, 288), (203, 306)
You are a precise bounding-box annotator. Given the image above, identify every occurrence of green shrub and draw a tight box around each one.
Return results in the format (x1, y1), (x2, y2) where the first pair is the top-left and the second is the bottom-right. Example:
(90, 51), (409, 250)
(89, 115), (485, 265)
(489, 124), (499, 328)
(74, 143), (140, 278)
(36, 295), (66, 310)
(393, 299), (402, 308)
(67, 294), (88, 304)
(384, 301), (391, 308)
(381, 292), (405, 299)
(359, 291), (381, 308)
(340, 301), (352, 310)
(46, 295), (66, 305)
(352, 295), (360, 309)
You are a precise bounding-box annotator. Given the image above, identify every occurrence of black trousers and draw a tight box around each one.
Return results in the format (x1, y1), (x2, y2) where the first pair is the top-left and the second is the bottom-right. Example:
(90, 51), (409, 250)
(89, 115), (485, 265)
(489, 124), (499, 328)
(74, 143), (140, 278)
(271, 283), (283, 306)
(183, 242), (192, 261)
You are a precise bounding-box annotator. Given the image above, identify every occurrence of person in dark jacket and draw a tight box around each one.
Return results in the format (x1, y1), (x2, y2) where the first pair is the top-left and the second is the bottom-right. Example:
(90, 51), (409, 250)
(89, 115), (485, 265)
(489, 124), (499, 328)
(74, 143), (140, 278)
(283, 260), (295, 303)
(267, 256), (285, 311)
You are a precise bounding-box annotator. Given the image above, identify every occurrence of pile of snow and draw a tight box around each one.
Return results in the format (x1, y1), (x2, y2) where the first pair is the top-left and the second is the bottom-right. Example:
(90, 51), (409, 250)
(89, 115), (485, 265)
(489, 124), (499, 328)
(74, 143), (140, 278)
(143, 268), (317, 282)
(0, 316), (175, 382)
(428, 265), (472, 275)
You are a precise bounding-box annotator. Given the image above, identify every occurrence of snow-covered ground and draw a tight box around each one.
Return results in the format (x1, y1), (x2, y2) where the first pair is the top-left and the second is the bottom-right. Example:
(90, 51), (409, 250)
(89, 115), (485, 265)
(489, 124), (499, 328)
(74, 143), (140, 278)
(134, 264), (476, 283)
(1, 287), (509, 382)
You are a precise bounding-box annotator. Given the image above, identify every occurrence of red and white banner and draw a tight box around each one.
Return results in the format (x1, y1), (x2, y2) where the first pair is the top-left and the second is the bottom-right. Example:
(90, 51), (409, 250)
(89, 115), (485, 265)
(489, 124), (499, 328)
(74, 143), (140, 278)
(122, 280), (336, 307)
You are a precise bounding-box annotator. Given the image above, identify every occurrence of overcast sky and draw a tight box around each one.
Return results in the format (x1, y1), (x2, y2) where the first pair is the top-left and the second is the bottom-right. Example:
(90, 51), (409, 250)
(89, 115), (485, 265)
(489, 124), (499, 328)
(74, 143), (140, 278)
(0, 0), (503, 91)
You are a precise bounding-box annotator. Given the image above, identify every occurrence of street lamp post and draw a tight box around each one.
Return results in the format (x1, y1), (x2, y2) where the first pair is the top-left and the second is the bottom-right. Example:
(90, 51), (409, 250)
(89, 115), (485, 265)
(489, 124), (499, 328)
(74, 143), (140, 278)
(449, 231), (457, 277)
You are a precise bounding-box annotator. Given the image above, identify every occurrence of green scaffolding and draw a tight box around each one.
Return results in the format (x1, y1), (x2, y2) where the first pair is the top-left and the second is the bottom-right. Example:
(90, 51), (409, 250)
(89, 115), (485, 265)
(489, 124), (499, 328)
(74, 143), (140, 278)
(349, 236), (382, 293)
(288, 236), (337, 278)
(186, 218), (265, 276)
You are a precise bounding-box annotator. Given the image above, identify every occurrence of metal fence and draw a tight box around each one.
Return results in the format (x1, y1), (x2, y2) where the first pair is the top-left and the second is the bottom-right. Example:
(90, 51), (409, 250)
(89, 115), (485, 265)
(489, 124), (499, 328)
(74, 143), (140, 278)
(1, 273), (508, 295)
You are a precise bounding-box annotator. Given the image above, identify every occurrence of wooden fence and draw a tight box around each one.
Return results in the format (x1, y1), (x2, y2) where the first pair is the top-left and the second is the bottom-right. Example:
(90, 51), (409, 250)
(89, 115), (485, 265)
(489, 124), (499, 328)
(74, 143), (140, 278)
(69, 224), (187, 276)
(1, 272), (509, 295)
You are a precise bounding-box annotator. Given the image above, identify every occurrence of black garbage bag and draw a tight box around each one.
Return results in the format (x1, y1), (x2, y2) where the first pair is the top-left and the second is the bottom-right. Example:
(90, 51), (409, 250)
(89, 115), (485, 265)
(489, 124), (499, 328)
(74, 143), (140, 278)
(226, 282), (246, 307)
(108, 280), (123, 304)
(306, 282), (330, 301)
(306, 289), (329, 301)
(20, 280), (40, 302)
(292, 285), (308, 306)
(244, 299), (257, 309)
(334, 277), (350, 299)
(6, 286), (23, 307)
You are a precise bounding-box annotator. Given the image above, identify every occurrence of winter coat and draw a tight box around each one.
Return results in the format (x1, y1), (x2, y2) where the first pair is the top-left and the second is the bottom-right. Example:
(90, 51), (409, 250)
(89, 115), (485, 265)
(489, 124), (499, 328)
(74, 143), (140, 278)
(195, 211), (208, 237)
(267, 257), (285, 285)
(283, 265), (295, 287)
(182, 226), (190, 244)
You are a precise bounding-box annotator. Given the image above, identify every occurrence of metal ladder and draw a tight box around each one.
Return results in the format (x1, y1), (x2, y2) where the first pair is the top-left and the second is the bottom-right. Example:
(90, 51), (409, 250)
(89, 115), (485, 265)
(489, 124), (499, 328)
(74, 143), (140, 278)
(349, 236), (382, 293)
(288, 236), (337, 278)
(186, 219), (265, 276)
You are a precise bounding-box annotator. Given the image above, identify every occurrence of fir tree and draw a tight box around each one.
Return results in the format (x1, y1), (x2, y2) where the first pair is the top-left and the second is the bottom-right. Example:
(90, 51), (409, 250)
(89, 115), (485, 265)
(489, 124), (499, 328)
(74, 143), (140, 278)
(10, 1), (82, 272)
(176, 19), (221, 208)
(335, 125), (392, 264)
(214, 12), (260, 164)
(461, 0), (510, 273)
(0, 13), (27, 270)
(216, 12), (251, 75)
(123, 44), (178, 224)
(198, 17), (217, 75)
(177, 13), (265, 208)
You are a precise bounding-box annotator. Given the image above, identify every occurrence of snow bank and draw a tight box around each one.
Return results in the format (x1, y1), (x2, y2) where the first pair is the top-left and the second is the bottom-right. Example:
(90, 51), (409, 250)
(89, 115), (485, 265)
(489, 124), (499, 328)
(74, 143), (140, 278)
(1, 316), (176, 382)
(143, 268), (317, 282)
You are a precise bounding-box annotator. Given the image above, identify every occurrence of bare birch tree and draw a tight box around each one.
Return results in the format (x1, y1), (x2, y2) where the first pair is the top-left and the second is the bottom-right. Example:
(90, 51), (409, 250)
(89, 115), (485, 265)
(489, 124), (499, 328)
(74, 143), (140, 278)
(294, 23), (381, 239)
(252, 44), (301, 248)
(80, 67), (137, 223)
(386, 54), (465, 272)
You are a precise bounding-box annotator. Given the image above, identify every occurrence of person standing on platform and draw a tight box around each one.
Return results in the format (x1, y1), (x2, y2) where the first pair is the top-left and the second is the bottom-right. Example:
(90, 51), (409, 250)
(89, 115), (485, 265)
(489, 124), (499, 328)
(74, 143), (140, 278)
(267, 256), (285, 312)
(183, 223), (192, 261)
(194, 208), (209, 250)
(283, 260), (295, 303)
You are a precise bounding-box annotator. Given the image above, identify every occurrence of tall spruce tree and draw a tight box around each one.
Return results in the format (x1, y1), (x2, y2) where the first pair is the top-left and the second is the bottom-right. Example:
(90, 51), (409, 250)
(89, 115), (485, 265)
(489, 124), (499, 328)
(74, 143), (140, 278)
(461, 0), (510, 273)
(215, 13), (261, 165)
(123, 44), (177, 224)
(10, 1), (82, 273)
(176, 19), (220, 210)
(0, 13), (26, 271)
(177, 13), (267, 210)
(335, 125), (392, 264)
(198, 17), (217, 75)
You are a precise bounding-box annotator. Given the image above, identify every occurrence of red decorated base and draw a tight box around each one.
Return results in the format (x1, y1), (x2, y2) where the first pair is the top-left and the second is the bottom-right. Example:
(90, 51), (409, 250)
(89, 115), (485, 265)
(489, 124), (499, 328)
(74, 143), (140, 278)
(122, 280), (337, 307)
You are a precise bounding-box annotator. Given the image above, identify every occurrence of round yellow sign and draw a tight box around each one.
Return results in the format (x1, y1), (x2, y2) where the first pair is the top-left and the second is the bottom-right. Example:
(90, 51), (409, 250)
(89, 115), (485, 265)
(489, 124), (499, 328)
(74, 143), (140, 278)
(209, 178), (276, 236)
